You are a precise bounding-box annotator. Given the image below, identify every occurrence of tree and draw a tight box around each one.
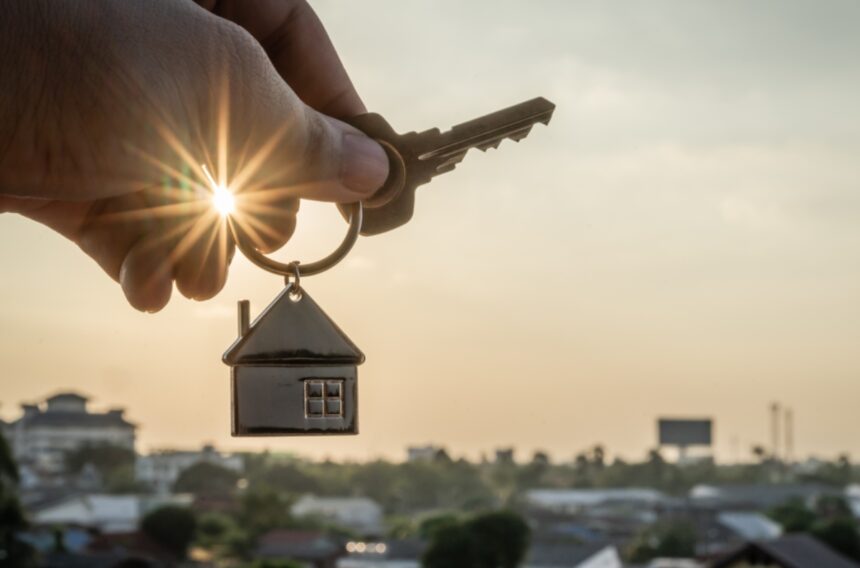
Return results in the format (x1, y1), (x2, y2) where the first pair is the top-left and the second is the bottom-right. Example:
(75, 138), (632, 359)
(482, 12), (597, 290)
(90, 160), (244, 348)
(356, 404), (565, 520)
(106, 464), (148, 494)
(0, 431), (36, 567)
(196, 512), (251, 560)
(419, 514), (460, 539)
(422, 510), (530, 568)
(812, 518), (860, 561)
(140, 506), (196, 559)
(65, 443), (135, 478)
(422, 522), (473, 568)
(769, 499), (816, 532)
(174, 461), (240, 495)
(240, 561), (304, 568)
(236, 485), (294, 536)
(627, 521), (696, 563)
(467, 511), (531, 568)
(252, 462), (321, 495)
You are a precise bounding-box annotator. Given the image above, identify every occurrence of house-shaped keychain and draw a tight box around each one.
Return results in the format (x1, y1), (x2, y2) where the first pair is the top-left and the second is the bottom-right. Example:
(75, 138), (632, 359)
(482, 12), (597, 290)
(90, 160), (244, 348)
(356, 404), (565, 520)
(223, 287), (364, 436)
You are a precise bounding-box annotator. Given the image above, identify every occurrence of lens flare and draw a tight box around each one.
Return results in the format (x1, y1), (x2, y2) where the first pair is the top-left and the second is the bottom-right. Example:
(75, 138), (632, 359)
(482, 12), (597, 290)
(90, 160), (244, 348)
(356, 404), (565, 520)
(202, 164), (235, 216)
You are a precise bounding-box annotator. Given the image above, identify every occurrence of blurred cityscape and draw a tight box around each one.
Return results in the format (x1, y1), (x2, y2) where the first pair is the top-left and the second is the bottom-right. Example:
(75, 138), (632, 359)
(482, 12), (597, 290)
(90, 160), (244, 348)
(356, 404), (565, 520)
(2, 391), (860, 567)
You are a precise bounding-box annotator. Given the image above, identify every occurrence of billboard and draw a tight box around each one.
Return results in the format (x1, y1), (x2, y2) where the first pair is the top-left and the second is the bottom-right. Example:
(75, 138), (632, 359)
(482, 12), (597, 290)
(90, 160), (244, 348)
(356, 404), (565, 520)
(658, 418), (712, 446)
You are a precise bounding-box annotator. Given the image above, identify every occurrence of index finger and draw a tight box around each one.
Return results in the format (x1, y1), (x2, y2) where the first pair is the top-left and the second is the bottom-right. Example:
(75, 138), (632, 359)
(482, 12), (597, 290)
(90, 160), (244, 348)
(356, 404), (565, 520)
(196, 0), (366, 119)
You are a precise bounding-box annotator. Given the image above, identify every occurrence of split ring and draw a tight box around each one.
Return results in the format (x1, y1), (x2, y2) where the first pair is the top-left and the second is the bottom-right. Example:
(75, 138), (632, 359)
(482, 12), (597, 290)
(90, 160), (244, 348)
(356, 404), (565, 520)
(228, 201), (363, 278)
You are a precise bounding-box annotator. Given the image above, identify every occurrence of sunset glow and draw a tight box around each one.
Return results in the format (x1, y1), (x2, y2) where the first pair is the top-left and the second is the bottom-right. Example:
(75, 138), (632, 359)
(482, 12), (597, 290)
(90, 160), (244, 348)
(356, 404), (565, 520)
(202, 164), (236, 217)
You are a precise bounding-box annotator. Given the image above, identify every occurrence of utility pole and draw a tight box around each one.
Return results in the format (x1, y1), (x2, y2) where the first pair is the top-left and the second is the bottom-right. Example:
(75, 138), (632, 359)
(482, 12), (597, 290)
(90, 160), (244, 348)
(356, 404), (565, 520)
(784, 408), (794, 464)
(770, 402), (781, 461)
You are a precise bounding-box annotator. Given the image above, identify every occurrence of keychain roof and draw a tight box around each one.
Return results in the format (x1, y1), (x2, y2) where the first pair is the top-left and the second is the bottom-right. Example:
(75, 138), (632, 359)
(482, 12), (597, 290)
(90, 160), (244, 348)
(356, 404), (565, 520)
(223, 286), (364, 366)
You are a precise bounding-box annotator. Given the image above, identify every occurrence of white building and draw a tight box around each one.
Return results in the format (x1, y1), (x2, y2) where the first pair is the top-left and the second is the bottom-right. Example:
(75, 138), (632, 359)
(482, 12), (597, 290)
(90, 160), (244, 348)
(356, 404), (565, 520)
(717, 511), (783, 541)
(135, 444), (244, 494)
(292, 495), (384, 537)
(406, 445), (443, 463)
(525, 488), (667, 514)
(4, 392), (135, 473)
(32, 493), (192, 534)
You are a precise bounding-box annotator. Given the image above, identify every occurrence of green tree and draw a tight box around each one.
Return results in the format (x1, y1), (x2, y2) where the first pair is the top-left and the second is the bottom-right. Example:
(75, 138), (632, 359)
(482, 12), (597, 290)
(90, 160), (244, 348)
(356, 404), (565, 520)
(422, 522), (473, 568)
(627, 521), (696, 564)
(769, 499), (816, 532)
(140, 506), (196, 559)
(65, 443), (135, 479)
(419, 514), (460, 539)
(237, 485), (294, 537)
(0, 431), (36, 567)
(253, 462), (320, 495)
(105, 464), (148, 493)
(467, 511), (530, 568)
(240, 560), (304, 568)
(422, 510), (530, 568)
(196, 512), (251, 560)
(812, 518), (860, 561)
(174, 461), (240, 495)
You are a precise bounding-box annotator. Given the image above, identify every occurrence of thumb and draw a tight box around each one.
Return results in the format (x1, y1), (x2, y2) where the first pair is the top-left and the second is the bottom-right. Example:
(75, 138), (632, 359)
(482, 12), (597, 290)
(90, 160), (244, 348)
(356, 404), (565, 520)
(287, 107), (389, 203)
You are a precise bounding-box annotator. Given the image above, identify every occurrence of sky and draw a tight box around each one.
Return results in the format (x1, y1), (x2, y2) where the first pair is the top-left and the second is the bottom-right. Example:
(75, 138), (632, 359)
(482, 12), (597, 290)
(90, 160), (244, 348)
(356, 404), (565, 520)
(2, 0), (859, 464)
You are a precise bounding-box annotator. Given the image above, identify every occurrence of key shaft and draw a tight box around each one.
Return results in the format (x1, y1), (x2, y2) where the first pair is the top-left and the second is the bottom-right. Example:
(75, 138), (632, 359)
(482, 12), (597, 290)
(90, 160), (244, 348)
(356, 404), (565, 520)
(345, 97), (555, 235)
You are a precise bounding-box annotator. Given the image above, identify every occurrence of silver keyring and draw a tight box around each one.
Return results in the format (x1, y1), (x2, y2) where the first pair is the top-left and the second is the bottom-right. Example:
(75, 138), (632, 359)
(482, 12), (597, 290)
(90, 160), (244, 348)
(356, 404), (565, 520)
(228, 202), (362, 278)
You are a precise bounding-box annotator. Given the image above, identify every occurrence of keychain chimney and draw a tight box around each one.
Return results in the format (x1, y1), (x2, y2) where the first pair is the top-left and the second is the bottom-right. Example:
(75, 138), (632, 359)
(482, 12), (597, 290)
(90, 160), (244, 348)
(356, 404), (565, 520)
(238, 300), (250, 337)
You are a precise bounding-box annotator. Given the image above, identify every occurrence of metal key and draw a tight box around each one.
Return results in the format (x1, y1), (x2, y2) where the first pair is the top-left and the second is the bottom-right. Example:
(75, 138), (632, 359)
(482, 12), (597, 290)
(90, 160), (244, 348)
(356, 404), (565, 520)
(345, 97), (555, 235)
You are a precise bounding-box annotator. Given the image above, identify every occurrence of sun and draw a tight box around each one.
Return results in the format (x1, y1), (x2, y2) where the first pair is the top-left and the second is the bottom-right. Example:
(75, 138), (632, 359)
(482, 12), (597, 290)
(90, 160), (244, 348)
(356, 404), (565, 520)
(202, 164), (236, 216)
(211, 184), (236, 216)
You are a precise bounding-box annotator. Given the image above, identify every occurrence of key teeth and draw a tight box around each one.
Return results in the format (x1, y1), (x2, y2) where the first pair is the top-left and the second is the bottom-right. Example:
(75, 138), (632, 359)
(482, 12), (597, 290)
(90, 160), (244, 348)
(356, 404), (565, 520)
(509, 126), (534, 142)
(476, 140), (503, 151)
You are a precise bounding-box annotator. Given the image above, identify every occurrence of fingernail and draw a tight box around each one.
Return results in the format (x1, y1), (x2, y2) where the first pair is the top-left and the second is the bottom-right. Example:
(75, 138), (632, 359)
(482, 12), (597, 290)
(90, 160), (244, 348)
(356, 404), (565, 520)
(341, 133), (389, 195)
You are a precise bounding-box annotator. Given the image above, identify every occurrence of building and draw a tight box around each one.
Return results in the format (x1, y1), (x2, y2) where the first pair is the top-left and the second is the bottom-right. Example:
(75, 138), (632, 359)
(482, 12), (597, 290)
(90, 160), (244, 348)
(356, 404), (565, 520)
(525, 488), (668, 515)
(292, 496), (384, 537)
(711, 534), (859, 568)
(223, 290), (364, 435)
(4, 392), (135, 473)
(31, 494), (192, 534)
(256, 530), (343, 568)
(689, 484), (840, 511)
(406, 445), (445, 463)
(339, 539), (425, 568)
(525, 541), (623, 568)
(135, 444), (244, 494)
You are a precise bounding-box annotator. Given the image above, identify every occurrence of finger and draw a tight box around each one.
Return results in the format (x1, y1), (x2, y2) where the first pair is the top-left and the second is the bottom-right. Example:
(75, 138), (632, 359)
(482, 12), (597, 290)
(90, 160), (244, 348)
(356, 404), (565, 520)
(175, 222), (235, 301)
(76, 196), (154, 280)
(234, 192), (298, 253)
(204, 0), (366, 118)
(120, 238), (174, 313)
(271, 108), (389, 203)
(197, 6), (389, 202)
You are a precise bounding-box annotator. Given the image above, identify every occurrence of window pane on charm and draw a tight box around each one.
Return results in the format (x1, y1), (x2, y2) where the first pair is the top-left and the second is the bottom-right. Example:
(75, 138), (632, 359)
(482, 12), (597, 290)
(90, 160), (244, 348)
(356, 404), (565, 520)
(307, 400), (324, 417)
(306, 382), (324, 398)
(325, 400), (342, 417)
(326, 381), (342, 398)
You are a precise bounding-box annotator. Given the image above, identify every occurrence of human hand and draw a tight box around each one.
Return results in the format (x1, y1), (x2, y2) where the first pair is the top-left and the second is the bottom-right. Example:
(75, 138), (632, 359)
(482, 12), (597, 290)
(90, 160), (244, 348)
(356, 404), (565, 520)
(0, 0), (388, 312)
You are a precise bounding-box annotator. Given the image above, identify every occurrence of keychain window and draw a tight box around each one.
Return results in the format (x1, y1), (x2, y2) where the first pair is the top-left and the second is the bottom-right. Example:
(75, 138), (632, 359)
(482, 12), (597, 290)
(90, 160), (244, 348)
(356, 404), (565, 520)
(305, 379), (344, 418)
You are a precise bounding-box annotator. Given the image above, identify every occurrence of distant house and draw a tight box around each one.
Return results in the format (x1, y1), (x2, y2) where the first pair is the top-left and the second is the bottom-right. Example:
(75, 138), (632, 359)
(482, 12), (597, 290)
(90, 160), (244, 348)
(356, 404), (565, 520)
(716, 512), (782, 541)
(689, 484), (840, 510)
(711, 534), (860, 568)
(256, 530), (343, 568)
(292, 495), (384, 537)
(339, 539), (425, 568)
(31, 493), (192, 534)
(4, 392), (135, 474)
(525, 540), (623, 568)
(406, 445), (445, 463)
(135, 444), (243, 494)
(688, 510), (785, 557)
(525, 488), (668, 515)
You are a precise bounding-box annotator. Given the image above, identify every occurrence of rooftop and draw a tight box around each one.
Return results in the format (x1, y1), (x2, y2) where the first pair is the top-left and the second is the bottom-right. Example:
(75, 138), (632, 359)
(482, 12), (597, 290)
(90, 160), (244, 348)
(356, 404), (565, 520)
(712, 534), (860, 568)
